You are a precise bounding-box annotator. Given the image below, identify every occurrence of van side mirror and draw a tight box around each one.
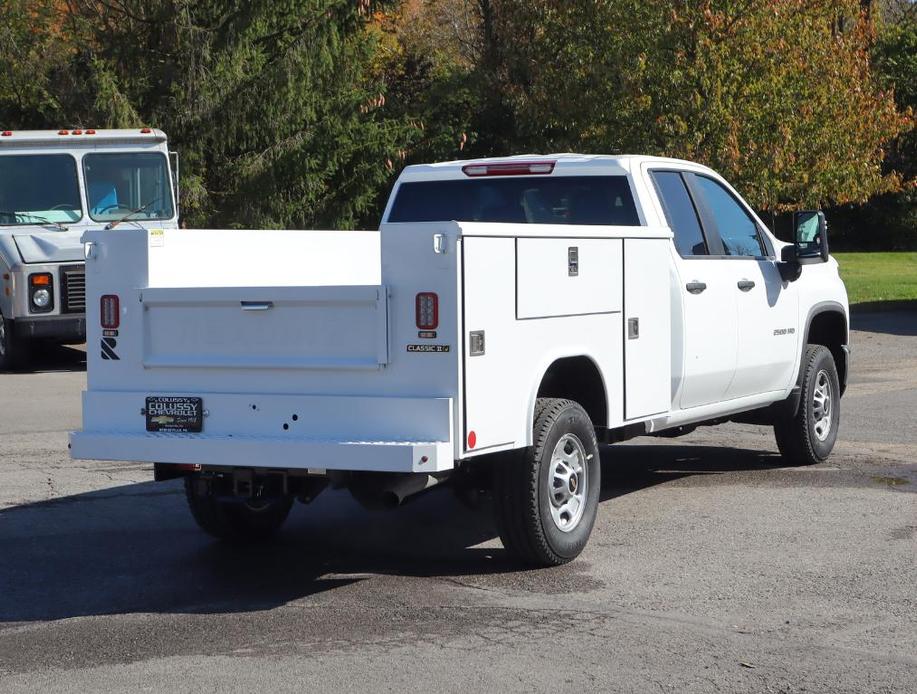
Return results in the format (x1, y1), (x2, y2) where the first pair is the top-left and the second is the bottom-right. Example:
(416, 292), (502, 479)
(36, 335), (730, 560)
(793, 210), (829, 264)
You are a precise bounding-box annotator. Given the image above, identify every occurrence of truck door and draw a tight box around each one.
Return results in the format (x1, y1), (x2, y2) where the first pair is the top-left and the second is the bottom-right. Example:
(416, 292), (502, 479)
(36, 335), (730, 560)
(648, 170), (738, 409)
(688, 175), (799, 399)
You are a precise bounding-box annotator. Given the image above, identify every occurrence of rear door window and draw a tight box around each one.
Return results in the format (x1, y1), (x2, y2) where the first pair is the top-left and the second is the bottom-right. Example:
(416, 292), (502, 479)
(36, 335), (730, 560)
(649, 171), (708, 256)
(388, 176), (641, 226)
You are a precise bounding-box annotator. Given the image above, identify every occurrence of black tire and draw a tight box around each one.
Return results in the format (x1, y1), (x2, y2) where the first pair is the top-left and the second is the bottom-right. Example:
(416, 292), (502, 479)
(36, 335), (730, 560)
(493, 398), (601, 567)
(184, 477), (293, 542)
(0, 310), (27, 372)
(774, 345), (840, 465)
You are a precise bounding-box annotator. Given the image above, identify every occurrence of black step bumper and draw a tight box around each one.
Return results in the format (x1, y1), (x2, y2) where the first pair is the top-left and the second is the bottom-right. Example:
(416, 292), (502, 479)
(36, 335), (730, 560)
(14, 316), (86, 343)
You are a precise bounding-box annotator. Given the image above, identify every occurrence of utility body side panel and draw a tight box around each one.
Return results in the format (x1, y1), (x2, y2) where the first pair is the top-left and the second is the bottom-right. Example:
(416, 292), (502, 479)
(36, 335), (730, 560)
(461, 226), (669, 455)
(462, 233), (625, 454)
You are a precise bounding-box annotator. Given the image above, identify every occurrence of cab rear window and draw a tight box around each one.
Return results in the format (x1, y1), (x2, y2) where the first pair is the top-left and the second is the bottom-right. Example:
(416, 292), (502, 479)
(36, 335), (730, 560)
(388, 175), (641, 226)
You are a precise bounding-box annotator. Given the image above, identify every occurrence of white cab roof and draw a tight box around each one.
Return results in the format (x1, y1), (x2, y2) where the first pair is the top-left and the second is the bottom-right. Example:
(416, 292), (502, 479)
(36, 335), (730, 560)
(0, 128), (167, 147)
(397, 153), (716, 182)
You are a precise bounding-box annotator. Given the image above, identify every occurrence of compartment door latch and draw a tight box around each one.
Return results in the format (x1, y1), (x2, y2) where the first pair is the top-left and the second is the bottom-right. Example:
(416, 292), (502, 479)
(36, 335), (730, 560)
(627, 317), (640, 340)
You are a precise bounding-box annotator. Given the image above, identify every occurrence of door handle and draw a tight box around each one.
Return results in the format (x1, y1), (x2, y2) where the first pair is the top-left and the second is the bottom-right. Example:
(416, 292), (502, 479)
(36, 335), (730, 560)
(737, 280), (756, 292)
(686, 281), (707, 294)
(240, 301), (274, 311)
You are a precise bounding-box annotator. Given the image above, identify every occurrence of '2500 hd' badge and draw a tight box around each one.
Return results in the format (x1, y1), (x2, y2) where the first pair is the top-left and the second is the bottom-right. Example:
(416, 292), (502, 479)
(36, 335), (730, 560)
(407, 344), (450, 353)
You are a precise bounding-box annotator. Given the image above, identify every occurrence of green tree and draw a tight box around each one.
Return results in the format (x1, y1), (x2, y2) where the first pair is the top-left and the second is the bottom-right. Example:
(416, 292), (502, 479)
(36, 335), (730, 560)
(0, 1), (71, 128)
(2, 1), (418, 229)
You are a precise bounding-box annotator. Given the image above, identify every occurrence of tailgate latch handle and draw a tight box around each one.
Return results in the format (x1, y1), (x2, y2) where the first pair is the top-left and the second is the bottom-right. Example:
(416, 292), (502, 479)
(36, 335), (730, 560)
(241, 301), (274, 311)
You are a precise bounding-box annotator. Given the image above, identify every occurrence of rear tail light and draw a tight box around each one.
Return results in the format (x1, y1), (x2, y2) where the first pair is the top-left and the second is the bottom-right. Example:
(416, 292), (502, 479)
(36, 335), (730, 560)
(462, 161), (555, 177)
(415, 292), (439, 330)
(100, 294), (120, 329)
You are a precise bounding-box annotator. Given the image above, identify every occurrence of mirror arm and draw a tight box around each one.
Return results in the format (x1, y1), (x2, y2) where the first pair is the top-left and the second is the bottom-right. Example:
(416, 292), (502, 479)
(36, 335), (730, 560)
(778, 259), (802, 282)
(778, 245), (802, 282)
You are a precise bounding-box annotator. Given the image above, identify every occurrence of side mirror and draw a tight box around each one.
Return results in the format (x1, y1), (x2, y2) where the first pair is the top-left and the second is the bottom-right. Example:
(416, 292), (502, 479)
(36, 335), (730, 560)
(793, 210), (829, 264)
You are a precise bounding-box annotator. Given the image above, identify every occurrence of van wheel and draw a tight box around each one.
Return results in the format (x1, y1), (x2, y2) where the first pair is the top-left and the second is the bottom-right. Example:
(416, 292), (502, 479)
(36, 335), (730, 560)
(0, 310), (27, 372)
(774, 345), (840, 465)
(184, 477), (293, 541)
(493, 398), (601, 567)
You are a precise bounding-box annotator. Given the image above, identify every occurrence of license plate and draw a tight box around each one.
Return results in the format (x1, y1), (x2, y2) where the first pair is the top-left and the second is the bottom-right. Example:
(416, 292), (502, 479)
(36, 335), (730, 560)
(145, 396), (203, 433)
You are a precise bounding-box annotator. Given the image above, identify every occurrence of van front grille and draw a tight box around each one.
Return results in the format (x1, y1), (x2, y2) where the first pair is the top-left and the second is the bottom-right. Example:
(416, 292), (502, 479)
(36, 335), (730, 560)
(60, 265), (86, 314)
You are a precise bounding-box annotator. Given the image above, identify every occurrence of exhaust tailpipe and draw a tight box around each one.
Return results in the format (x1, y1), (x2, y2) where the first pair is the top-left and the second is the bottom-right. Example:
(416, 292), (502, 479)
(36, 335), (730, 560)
(350, 472), (450, 510)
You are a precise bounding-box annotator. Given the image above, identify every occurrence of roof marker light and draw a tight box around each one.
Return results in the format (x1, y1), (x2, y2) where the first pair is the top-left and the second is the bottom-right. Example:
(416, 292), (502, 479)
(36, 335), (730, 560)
(72, 129), (83, 135)
(86, 129), (96, 135)
(462, 161), (556, 177)
(58, 129), (69, 135)
(1, 131), (11, 136)
(140, 128), (152, 134)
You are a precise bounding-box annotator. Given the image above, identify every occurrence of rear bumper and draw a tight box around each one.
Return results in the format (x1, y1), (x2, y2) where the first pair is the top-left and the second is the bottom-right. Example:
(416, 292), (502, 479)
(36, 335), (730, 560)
(69, 431), (453, 473)
(14, 316), (85, 342)
(70, 392), (455, 473)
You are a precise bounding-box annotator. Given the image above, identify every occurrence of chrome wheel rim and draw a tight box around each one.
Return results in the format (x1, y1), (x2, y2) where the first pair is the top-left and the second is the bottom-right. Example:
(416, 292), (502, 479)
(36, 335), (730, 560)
(812, 370), (833, 442)
(548, 433), (588, 532)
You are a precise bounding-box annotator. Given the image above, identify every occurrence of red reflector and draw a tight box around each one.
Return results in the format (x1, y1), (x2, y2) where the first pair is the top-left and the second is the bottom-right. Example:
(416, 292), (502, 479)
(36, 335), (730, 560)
(462, 161), (555, 177)
(415, 292), (439, 330)
(140, 128), (152, 134)
(467, 431), (477, 449)
(1, 131), (11, 136)
(58, 129), (69, 135)
(100, 294), (120, 329)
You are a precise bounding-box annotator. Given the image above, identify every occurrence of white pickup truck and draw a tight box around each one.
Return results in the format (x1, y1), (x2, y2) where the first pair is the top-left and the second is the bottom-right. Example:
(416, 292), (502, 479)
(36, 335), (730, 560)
(70, 154), (849, 566)
(0, 128), (178, 370)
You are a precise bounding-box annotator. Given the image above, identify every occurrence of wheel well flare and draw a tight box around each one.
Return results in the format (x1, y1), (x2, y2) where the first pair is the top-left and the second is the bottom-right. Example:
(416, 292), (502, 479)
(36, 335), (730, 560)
(536, 356), (607, 427)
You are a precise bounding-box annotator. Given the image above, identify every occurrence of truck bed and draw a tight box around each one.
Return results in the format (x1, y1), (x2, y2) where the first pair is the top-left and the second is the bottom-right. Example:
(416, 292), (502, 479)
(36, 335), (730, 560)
(71, 222), (672, 472)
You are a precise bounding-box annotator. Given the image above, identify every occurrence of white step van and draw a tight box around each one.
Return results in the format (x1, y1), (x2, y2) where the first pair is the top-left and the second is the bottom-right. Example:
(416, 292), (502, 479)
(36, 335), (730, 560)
(0, 128), (179, 370)
(70, 154), (849, 566)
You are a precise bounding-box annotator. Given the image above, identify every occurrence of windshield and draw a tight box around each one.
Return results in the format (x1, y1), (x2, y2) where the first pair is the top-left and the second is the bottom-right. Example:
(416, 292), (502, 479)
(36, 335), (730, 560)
(387, 175), (640, 225)
(84, 152), (174, 222)
(0, 154), (82, 226)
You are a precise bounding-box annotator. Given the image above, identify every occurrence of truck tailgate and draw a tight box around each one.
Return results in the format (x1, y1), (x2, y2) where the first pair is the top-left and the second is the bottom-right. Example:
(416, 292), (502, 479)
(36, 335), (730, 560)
(72, 226), (463, 473)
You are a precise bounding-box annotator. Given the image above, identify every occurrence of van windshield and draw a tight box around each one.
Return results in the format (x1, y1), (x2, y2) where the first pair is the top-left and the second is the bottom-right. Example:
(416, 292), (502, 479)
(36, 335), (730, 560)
(0, 154), (82, 226)
(84, 152), (174, 222)
(388, 175), (640, 226)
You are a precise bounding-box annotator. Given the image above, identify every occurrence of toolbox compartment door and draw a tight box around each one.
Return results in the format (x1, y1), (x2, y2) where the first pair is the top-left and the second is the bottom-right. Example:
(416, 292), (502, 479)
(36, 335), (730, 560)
(140, 285), (388, 370)
(623, 238), (671, 418)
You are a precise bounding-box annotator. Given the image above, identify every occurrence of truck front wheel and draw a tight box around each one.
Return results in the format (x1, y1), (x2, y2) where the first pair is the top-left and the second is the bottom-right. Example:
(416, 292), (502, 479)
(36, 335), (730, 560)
(0, 310), (27, 372)
(493, 398), (601, 567)
(774, 345), (840, 465)
(184, 477), (293, 542)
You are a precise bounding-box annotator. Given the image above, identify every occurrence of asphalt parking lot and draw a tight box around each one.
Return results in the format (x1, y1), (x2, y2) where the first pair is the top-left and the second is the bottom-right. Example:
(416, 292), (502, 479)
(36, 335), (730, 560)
(1, 310), (915, 693)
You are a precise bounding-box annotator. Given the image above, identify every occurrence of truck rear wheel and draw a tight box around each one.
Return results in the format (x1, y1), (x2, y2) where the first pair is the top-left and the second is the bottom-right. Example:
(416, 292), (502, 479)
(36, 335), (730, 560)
(774, 345), (840, 465)
(184, 477), (293, 542)
(493, 398), (601, 567)
(0, 310), (27, 372)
